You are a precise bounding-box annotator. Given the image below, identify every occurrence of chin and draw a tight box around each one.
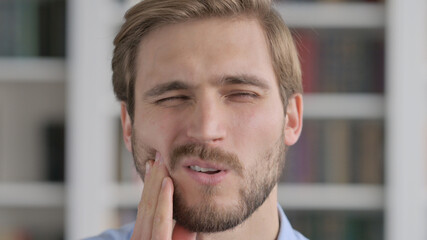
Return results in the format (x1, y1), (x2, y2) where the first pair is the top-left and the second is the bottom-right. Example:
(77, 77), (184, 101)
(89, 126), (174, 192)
(171, 179), (270, 233)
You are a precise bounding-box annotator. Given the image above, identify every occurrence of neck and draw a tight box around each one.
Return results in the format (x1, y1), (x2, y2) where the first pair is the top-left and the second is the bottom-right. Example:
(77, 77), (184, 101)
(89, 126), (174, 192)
(196, 185), (279, 240)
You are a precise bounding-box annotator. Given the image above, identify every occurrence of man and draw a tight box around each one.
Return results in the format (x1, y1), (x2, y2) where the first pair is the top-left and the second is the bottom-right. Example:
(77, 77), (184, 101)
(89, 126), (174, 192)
(88, 0), (306, 239)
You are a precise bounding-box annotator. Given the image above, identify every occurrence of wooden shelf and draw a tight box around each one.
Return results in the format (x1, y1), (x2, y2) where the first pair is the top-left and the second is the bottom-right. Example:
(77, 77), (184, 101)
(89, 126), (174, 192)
(0, 181), (388, 213)
(278, 184), (384, 210)
(0, 58), (65, 82)
(0, 183), (64, 208)
(0, 182), (385, 211)
(113, 182), (383, 210)
(276, 3), (385, 28)
(304, 93), (384, 119)
(106, 94), (384, 119)
(113, 182), (143, 208)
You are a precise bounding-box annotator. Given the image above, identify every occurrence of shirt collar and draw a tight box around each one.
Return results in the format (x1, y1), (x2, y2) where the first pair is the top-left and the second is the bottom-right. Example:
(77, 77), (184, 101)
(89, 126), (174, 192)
(277, 203), (305, 240)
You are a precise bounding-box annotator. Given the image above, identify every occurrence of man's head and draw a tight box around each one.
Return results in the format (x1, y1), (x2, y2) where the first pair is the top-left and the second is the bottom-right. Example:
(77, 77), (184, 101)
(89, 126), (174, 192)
(113, 0), (302, 122)
(114, 0), (303, 233)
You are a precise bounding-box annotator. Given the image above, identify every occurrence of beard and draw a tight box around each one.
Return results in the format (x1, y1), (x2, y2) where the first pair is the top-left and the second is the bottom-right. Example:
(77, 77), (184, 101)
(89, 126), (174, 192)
(131, 130), (286, 233)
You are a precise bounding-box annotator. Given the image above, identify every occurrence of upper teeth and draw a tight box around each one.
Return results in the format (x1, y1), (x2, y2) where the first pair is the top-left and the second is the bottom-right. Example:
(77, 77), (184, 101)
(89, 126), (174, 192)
(190, 165), (218, 172)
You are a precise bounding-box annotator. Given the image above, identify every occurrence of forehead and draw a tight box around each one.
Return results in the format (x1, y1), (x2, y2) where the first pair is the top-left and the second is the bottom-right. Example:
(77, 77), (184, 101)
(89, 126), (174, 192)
(135, 16), (276, 89)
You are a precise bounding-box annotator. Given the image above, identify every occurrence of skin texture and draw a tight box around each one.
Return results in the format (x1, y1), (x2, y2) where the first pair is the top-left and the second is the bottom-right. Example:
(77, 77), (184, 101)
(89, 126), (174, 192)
(120, 17), (303, 240)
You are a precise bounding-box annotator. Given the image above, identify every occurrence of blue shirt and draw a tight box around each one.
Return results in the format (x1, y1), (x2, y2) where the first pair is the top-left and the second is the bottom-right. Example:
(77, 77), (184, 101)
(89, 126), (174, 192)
(85, 204), (308, 240)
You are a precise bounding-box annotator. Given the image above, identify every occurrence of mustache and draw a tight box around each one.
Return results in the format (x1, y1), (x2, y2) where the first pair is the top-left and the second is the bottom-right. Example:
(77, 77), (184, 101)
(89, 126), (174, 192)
(170, 143), (244, 176)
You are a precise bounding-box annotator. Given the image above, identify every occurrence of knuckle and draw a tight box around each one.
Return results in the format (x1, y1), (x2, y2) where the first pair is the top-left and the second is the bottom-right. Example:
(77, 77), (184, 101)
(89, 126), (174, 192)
(154, 215), (164, 225)
(154, 213), (171, 226)
(137, 199), (154, 215)
(145, 199), (154, 209)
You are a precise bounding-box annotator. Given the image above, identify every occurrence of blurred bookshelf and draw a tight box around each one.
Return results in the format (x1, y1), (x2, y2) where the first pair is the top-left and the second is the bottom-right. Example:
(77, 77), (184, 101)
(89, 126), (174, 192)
(286, 210), (384, 239)
(275, 3), (387, 236)
(275, 2), (385, 28)
(0, 183), (64, 208)
(0, 58), (65, 82)
(0, 0), (66, 57)
(1, 0), (426, 240)
(67, 0), (427, 240)
(282, 119), (384, 184)
(0, 0), (67, 239)
(0, 80), (66, 240)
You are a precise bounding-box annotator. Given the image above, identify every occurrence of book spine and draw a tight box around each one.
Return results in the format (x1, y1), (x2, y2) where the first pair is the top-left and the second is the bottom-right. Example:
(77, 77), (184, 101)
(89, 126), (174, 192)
(295, 30), (319, 93)
(322, 120), (351, 183)
(38, 0), (66, 56)
(14, 0), (39, 56)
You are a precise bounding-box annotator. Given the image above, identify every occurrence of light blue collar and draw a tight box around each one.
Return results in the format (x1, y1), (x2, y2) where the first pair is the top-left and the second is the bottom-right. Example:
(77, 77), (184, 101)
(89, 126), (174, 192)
(277, 204), (308, 240)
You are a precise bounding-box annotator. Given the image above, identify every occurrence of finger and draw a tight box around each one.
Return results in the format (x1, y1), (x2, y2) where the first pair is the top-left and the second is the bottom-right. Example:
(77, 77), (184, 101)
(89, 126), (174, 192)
(143, 159), (154, 182)
(133, 153), (169, 239)
(131, 159), (154, 240)
(172, 223), (197, 240)
(151, 177), (174, 240)
(140, 153), (169, 239)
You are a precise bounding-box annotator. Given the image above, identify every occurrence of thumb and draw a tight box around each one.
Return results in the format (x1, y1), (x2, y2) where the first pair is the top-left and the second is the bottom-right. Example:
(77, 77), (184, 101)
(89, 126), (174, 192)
(172, 223), (197, 240)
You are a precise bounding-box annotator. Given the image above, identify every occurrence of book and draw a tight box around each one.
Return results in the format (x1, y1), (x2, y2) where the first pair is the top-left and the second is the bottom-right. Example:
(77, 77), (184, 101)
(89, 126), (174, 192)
(281, 119), (384, 184)
(294, 28), (384, 93)
(0, 1), (16, 55)
(286, 210), (383, 240)
(38, 0), (66, 56)
(0, 0), (66, 57)
(354, 120), (384, 183)
(0, 228), (32, 240)
(323, 120), (351, 183)
(322, 214), (346, 240)
(294, 30), (319, 93)
(15, 0), (39, 56)
(282, 120), (320, 183)
(44, 122), (65, 182)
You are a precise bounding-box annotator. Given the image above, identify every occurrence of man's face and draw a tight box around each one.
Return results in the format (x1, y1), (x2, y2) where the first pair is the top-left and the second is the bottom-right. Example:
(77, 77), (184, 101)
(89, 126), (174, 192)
(129, 17), (290, 232)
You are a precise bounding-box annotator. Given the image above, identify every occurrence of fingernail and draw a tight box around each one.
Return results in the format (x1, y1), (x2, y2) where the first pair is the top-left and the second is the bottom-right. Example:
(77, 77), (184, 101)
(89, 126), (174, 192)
(155, 152), (160, 162)
(161, 178), (168, 189)
(145, 162), (151, 174)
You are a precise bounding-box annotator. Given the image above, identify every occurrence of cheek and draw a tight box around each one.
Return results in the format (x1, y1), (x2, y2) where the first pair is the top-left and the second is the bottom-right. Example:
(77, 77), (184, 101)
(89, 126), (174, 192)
(134, 109), (182, 159)
(234, 101), (283, 134)
(230, 103), (284, 161)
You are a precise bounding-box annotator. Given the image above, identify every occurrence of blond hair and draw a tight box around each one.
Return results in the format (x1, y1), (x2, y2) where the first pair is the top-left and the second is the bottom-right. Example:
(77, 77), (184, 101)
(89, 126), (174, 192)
(112, 0), (302, 121)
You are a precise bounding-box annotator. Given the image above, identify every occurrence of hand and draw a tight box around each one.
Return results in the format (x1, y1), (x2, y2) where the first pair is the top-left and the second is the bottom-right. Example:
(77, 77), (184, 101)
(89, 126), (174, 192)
(131, 152), (196, 240)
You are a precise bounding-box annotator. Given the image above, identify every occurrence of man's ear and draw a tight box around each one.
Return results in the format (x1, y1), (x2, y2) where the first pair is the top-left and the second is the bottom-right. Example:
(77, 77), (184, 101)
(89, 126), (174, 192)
(284, 94), (303, 146)
(121, 102), (133, 152)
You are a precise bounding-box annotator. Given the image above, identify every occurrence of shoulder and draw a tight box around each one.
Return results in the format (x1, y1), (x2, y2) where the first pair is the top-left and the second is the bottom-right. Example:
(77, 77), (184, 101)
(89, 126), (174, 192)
(83, 222), (135, 240)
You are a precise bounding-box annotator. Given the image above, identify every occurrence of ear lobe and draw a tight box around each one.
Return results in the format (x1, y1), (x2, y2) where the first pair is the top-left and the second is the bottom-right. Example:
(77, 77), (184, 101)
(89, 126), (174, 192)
(284, 94), (303, 146)
(120, 102), (133, 152)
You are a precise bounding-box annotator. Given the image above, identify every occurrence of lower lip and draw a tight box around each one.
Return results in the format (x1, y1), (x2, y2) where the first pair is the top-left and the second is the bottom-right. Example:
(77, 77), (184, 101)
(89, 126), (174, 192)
(184, 167), (228, 185)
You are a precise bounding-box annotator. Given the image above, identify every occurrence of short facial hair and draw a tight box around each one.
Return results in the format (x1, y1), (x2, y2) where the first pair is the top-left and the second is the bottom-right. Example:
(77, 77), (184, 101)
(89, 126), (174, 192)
(131, 128), (287, 233)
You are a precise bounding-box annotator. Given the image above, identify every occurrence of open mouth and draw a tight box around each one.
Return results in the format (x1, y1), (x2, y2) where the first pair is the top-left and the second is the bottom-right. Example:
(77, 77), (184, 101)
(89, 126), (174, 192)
(188, 165), (222, 174)
(183, 162), (228, 185)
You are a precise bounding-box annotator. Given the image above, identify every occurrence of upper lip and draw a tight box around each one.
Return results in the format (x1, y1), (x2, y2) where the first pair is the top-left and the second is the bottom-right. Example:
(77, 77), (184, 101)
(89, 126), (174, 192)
(182, 158), (227, 171)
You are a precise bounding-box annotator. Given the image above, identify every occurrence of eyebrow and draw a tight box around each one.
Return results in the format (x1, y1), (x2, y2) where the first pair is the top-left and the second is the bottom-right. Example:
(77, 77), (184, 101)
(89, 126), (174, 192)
(143, 74), (270, 99)
(218, 74), (270, 90)
(144, 81), (193, 98)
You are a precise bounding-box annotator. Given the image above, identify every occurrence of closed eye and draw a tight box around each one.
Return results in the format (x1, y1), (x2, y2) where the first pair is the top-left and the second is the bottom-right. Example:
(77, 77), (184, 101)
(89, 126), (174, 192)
(227, 92), (259, 101)
(154, 95), (191, 106)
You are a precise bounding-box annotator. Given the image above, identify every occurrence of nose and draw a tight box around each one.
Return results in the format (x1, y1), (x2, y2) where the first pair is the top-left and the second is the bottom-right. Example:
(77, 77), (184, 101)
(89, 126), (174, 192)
(186, 96), (226, 144)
